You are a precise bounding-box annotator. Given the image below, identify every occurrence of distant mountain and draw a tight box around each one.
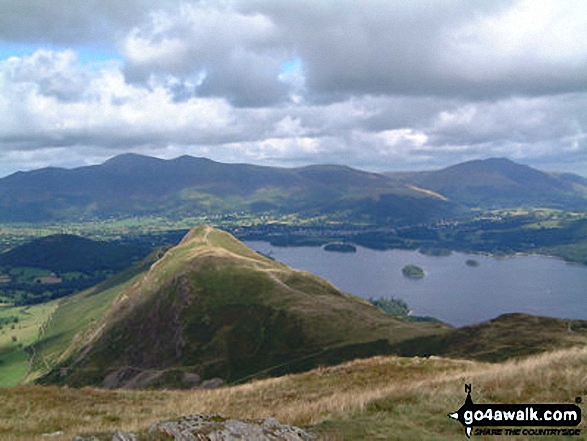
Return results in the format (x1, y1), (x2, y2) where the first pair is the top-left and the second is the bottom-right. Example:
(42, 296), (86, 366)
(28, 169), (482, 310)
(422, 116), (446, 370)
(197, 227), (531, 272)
(0, 153), (456, 223)
(387, 157), (587, 209)
(34, 226), (447, 388)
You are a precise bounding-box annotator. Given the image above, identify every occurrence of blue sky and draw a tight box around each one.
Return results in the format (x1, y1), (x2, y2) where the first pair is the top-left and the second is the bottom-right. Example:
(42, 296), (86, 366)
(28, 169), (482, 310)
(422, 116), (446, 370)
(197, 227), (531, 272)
(0, 0), (585, 177)
(0, 42), (115, 61)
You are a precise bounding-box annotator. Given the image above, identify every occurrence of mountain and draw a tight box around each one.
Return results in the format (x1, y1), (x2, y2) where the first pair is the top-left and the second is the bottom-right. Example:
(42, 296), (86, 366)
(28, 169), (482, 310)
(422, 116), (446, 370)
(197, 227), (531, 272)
(33, 226), (448, 388)
(0, 153), (456, 223)
(388, 157), (587, 209)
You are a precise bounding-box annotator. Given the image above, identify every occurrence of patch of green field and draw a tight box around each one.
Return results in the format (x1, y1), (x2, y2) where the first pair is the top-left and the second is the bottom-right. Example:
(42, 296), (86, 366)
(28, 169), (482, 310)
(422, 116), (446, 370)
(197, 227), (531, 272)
(0, 346), (29, 388)
(0, 302), (58, 387)
(7, 267), (52, 283)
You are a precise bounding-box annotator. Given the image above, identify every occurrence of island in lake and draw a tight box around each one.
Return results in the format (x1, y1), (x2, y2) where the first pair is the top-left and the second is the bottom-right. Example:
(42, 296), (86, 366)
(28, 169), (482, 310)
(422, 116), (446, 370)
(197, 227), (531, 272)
(402, 264), (425, 279)
(466, 259), (480, 267)
(324, 243), (357, 253)
(418, 247), (452, 256)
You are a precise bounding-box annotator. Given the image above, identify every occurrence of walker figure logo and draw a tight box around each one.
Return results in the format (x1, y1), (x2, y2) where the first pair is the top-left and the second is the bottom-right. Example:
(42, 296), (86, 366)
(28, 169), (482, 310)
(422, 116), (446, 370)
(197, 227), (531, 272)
(448, 384), (582, 438)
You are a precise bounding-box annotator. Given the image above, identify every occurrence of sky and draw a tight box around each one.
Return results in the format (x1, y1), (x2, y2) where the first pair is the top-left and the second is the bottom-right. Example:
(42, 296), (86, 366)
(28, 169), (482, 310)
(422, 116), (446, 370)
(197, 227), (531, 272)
(0, 0), (586, 177)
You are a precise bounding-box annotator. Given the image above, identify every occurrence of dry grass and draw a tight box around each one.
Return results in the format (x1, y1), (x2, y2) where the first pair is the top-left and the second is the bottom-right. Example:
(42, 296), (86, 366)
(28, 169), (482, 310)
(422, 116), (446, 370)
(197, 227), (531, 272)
(1, 347), (585, 440)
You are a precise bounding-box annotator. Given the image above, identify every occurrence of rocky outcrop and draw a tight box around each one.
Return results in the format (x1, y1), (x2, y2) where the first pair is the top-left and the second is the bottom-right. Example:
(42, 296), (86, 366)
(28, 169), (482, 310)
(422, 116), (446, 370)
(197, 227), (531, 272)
(149, 414), (314, 440)
(100, 367), (215, 390)
(73, 414), (314, 440)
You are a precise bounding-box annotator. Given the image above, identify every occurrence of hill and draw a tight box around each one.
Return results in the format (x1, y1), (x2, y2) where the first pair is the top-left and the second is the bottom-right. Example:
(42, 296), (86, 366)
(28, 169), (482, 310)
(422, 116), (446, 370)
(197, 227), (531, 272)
(388, 157), (587, 209)
(392, 313), (587, 362)
(2, 346), (585, 439)
(33, 226), (448, 388)
(0, 153), (456, 223)
(0, 234), (147, 274)
(0, 234), (150, 305)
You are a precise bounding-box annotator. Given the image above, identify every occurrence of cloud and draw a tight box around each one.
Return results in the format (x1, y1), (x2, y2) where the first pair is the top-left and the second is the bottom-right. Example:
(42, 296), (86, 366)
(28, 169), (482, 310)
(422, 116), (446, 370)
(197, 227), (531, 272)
(3, 50), (89, 101)
(121, 3), (292, 106)
(0, 1), (586, 176)
(252, 0), (587, 100)
(0, 50), (240, 149)
(0, 0), (161, 47)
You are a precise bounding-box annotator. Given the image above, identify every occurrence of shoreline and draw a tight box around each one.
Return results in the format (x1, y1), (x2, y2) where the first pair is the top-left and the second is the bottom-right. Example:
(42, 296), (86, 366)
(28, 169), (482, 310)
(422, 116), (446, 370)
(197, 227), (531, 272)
(246, 238), (587, 267)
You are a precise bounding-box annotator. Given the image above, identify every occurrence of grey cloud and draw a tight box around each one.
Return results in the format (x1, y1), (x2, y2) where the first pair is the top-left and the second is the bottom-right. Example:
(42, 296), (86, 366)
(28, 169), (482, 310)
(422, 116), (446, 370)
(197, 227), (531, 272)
(427, 93), (587, 148)
(235, 0), (587, 101)
(196, 53), (290, 107)
(6, 1), (586, 105)
(121, 3), (293, 107)
(0, 0), (162, 47)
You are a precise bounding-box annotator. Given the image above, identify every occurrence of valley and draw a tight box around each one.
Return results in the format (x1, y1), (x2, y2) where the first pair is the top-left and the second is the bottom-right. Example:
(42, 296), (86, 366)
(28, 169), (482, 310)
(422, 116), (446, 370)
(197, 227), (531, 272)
(0, 156), (586, 439)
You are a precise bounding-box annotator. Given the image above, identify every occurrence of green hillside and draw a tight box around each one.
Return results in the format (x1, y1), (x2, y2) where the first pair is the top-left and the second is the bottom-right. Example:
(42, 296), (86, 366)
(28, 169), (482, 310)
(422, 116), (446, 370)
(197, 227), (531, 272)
(35, 226), (448, 388)
(0, 234), (147, 273)
(391, 313), (587, 362)
(0, 301), (58, 387)
(0, 234), (150, 305)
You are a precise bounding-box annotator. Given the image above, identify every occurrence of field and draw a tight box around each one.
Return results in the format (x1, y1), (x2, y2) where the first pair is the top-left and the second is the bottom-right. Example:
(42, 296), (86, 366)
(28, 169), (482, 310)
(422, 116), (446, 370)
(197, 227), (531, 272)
(0, 347), (584, 440)
(0, 302), (57, 387)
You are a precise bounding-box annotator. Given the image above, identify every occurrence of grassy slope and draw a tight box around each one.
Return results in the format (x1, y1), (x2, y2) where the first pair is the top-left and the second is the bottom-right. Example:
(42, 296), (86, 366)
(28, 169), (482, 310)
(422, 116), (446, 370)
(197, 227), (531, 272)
(391, 313), (587, 362)
(0, 302), (57, 387)
(0, 347), (585, 440)
(41, 226), (447, 387)
(26, 249), (165, 382)
(27, 275), (141, 382)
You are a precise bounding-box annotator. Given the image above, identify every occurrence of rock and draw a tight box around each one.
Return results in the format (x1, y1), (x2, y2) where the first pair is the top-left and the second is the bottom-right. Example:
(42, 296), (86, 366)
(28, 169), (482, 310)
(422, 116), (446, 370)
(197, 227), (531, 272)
(148, 414), (315, 440)
(73, 414), (313, 440)
(199, 378), (223, 389)
(183, 372), (201, 385)
(102, 367), (202, 389)
(72, 430), (138, 441)
(41, 431), (64, 438)
(102, 367), (144, 389)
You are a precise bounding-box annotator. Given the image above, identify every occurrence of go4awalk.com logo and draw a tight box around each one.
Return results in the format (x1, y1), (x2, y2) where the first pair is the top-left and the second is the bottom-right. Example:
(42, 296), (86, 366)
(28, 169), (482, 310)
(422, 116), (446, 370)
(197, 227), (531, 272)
(448, 384), (582, 437)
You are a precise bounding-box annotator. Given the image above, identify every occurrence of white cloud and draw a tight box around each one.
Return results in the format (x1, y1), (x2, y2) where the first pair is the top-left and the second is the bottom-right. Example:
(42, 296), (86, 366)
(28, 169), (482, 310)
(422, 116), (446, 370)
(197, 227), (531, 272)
(0, 1), (586, 176)
(441, 0), (587, 94)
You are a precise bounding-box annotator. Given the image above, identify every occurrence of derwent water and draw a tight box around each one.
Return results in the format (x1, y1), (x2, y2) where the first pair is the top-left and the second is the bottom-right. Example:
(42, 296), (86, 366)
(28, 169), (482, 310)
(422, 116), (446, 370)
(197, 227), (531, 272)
(245, 241), (587, 327)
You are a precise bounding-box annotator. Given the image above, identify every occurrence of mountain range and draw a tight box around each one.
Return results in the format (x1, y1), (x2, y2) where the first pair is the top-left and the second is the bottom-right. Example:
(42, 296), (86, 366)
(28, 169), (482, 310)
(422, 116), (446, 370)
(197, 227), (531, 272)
(4, 154), (586, 224)
(0, 153), (455, 223)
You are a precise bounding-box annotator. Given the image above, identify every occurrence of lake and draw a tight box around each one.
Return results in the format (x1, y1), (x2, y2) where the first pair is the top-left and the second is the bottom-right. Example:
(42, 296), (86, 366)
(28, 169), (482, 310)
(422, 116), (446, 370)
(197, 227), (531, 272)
(245, 241), (587, 327)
